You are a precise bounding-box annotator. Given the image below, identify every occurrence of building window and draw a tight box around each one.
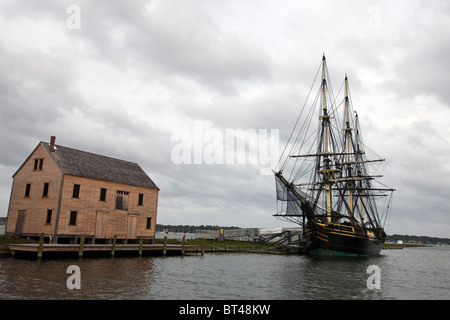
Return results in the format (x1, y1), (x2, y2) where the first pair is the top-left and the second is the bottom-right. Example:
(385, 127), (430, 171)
(100, 188), (107, 201)
(46, 209), (52, 224)
(42, 183), (49, 197)
(25, 184), (31, 197)
(34, 159), (44, 171)
(115, 190), (129, 210)
(138, 193), (144, 206)
(72, 184), (80, 198)
(146, 217), (152, 229)
(69, 211), (77, 225)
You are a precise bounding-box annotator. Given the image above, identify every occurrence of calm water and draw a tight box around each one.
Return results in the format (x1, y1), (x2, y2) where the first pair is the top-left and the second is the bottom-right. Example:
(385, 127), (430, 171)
(0, 247), (448, 300)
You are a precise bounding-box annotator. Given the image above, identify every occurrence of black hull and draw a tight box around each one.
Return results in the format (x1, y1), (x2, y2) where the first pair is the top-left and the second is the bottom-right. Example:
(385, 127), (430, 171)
(305, 222), (385, 256)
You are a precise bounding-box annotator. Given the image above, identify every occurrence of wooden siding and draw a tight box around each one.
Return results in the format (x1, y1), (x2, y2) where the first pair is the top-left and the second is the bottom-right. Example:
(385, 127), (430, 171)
(56, 175), (158, 239)
(6, 143), (62, 237)
(6, 143), (159, 241)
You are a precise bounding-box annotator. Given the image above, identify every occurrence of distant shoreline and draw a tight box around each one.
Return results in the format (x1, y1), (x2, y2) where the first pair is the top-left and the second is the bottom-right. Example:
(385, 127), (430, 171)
(0, 220), (447, 246)
(155, 224), (449, 246)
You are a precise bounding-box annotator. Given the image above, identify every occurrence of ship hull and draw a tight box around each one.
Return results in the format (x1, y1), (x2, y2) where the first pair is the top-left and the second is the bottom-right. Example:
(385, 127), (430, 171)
(305, 222), (385, 256)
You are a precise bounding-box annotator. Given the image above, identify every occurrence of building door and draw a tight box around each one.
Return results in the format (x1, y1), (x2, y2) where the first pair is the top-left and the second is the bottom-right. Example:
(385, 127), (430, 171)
(95, 212), (108, 239)
(127, 215), (139, 239)
(15, 210), (26, 234)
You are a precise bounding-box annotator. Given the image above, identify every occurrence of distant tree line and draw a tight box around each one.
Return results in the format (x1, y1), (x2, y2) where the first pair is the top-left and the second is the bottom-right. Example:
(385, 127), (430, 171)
(154, 226), (450, 244)
(388, 234), (450, 245)
(156, 224), (240, 233)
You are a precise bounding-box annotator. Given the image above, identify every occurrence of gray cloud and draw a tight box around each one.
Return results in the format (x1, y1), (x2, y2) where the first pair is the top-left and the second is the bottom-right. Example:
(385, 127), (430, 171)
(0, 0), (449, 237)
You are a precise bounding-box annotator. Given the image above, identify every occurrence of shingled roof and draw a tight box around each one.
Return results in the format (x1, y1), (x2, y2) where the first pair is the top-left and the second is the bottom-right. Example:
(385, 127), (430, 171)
(40, 141), (159, 190)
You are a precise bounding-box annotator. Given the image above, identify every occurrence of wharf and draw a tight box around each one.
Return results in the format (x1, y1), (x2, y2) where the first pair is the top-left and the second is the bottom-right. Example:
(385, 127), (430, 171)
(6, 242), (203, 259)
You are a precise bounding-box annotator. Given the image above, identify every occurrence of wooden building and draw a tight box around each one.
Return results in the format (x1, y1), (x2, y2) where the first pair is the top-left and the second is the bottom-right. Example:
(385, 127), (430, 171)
(5, 136), (159, 244)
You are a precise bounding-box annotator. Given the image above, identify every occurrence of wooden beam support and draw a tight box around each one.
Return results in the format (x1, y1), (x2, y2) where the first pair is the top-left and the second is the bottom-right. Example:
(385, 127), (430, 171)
(181, 234), (186, 255)
(37, 233), (44, 259)
(162, 234), (167, 256)
(139, 236), (143, 257)
(111, 235), (117, 257)
(78, 234), (85, 259)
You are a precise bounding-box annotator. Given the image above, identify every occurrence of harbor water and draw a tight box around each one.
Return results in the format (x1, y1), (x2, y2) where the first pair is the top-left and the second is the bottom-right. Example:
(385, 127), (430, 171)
(0, 246), (448, 300)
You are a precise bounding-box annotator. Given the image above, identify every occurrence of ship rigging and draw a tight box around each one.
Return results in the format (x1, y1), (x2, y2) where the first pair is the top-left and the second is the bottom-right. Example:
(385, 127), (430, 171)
(274, 55), (395, 256)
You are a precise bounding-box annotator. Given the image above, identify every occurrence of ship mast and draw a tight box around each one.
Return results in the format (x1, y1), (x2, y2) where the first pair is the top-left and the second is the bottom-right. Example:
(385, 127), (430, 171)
(343, 75), (354, 217)
(355, 112), (364, 222)
(320, 55), (333, 223)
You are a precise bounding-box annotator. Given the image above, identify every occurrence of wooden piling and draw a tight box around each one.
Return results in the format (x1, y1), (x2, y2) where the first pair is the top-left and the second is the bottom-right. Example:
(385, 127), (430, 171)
(181, 235), (186, 255)
(6, 242), (204, 258)
(201, 237), (204, 255)
(78, 234), (85, 258)
(111, 235), (117, 257)
(37, 233), (44, 259)
(139, 236), (144, 256)
(163, 234), (167, 256)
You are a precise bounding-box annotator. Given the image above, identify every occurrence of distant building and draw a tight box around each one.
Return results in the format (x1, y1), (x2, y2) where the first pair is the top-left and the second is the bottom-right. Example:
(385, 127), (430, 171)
(5, 136), (159, 244)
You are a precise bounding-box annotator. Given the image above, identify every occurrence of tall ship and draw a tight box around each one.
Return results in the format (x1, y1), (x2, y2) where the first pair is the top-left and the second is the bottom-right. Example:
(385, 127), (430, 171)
(274, 55), (395, 256)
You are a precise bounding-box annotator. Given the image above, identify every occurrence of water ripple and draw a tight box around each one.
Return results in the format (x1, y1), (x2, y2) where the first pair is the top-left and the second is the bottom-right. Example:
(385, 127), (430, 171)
(0, 247), (449, 300)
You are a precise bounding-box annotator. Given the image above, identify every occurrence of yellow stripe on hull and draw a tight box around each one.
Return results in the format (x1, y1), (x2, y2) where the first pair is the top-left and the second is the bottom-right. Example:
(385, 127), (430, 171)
(314, 222), (380, 241)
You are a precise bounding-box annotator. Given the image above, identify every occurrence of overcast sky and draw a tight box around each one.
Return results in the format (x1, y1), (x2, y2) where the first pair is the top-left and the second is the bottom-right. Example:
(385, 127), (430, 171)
(1, 0), (449, 238)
